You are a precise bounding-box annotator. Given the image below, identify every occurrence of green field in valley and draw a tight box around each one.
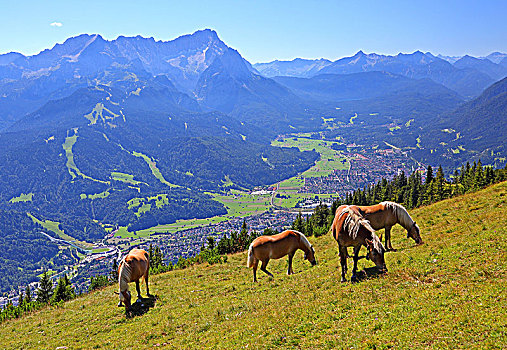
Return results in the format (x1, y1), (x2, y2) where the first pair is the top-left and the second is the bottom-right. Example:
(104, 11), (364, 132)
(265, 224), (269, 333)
(271, 134), (349, 178)
(3, 182), (506, 349)
(27, 213), (93, 250)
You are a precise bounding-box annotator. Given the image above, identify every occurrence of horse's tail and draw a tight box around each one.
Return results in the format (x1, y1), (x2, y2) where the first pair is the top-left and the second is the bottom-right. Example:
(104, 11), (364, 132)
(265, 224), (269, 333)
(247, 243), (256, 268)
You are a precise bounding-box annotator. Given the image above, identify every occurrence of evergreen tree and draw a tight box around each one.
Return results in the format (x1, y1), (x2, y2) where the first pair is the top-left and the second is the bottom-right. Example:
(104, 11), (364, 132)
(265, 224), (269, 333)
(305, 216), (314, 237)
(426, 165), (434, 185)
(18, 289), (24, 306)
(52, 274), (74, 303)
(24, 285), (32, 304)
(148, 244), (154, 264)
(206, 236), (216, 251)
(110, 259), (119, 283)
(36, 271), (53, 304)
(292, 212), (305, 233)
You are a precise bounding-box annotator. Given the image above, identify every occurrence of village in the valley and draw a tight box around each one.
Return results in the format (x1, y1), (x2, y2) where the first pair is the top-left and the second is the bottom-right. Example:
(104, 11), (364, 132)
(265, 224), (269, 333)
(1, 139), (423, 302)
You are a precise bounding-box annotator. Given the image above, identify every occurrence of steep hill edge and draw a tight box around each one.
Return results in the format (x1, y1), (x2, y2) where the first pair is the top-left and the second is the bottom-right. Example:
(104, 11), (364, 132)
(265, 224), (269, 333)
(1, 181), (506, 349)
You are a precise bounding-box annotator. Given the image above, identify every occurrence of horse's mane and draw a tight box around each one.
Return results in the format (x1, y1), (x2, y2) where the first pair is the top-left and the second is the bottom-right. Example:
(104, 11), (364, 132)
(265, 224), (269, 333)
(340, 206), (385, 254)
(294, 230), (313, 252)
(118, 257), (132, 293)
(381, 201), (414, 230)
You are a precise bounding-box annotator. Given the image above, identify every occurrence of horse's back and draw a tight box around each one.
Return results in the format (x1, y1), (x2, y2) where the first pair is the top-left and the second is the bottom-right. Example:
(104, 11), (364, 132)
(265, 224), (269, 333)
(251, 230), (300, 260)
(355, 203), (386, 215)
(125, 249), (149, 281)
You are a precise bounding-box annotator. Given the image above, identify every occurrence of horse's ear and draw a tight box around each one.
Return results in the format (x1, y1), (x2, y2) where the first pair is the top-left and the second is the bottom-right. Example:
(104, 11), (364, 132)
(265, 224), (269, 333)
(378, 232), (383, 240)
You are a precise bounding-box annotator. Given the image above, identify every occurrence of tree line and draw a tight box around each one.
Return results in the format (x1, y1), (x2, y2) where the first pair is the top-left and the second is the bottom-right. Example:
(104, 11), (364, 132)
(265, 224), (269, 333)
(0, 271), (75, 323)
(291, 161), (507, 237)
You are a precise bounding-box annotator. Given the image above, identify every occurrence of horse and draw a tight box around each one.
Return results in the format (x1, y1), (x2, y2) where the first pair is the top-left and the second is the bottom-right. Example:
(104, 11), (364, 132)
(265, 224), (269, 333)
(330, 205), (387, 282)
(352, 201), (423, 251)
(117, 248), (150, 313)
(247, 230), (316, 282)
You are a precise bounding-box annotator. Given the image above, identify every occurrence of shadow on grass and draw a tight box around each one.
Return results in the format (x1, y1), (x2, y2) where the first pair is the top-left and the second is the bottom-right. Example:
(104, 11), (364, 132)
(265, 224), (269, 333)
(126, 294), (158, 318)
(354, 267), (386, 283)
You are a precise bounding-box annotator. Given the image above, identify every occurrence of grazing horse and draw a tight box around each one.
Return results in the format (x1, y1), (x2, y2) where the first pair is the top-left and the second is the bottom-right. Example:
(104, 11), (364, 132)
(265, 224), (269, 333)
(330, 205), (387, 282)
(247, 230), (316, 282)
(353, 201), (423, 251)
(117, 248), (150, 313)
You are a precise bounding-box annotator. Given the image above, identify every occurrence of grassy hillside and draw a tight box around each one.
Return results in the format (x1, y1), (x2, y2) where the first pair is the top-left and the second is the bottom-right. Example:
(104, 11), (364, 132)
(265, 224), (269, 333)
(2, 182), (506, 349)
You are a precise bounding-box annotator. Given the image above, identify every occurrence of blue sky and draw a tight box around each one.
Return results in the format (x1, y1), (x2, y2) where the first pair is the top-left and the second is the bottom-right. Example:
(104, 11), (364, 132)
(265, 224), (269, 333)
(1, 0), (506, 63)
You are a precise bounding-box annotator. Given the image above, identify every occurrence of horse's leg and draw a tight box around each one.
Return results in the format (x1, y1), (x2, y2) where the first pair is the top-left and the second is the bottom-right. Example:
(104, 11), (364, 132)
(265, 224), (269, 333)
(135, 280), (142, 301)
(145, 270), (150, 297)
(260, 259), (274, 278)
(351, 245), (361, 282)
(252, 260), (258, 282)
(385, 226), (396, 251)
(339, 246), (348, 282)
(287, 252), (295, 275)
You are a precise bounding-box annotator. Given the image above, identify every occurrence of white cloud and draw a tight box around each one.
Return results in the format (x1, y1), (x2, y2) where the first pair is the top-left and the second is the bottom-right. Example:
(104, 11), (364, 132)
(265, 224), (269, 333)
(50, 22), (63, 27)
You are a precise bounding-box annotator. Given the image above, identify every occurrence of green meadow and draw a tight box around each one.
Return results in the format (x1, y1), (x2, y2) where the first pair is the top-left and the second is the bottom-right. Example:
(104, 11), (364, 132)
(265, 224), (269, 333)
(2, 182), (505, 349)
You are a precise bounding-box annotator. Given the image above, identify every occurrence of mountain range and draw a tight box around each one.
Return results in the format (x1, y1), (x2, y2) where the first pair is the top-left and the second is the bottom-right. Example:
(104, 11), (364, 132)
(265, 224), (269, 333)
(0, 29), (506, 291)
(254, 50), (507, 98)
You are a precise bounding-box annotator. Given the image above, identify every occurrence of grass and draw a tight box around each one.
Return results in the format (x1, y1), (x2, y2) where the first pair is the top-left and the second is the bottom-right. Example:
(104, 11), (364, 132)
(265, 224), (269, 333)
(83, 103), (119, 125)
(9, 192), (33, 203)
(111, 172), (146, 186)
(132, 151), (180, 188)
(4, 182), (505, 349)
(80, 190), (111, 200)
(268, 133), (350, 208)
(62, 132), (109, 184)
(271, 134), (349, 179)
(27, 213), (93, 250)
(212, 191), (272, 217)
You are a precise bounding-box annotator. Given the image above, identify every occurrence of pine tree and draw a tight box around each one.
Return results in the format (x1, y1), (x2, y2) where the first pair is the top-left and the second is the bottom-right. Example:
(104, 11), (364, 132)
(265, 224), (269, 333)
(292, 212), (305, 233)
(305, 216), (314, 237)
(36, 271), (53, 304)
(52, 275), (74, 303)
(18, 289), (24, 307)
(206, 236), (216, 251)
(148, 244), (154, 264)
(24, 285), (32, 304)
(426, 165), (434, 185)
(110, 259), (119, 283)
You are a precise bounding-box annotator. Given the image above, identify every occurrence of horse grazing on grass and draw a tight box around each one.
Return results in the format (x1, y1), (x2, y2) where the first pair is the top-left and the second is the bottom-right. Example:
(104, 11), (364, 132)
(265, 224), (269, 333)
(117, 248), (150, 313)
(352, 201), (423, 251)
(330, 205), (387, 282)
(247, 230), (316, 282)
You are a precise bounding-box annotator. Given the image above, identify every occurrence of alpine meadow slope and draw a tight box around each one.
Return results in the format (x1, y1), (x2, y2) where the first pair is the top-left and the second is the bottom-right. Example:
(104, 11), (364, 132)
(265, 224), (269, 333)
(1, 182), (505, 349)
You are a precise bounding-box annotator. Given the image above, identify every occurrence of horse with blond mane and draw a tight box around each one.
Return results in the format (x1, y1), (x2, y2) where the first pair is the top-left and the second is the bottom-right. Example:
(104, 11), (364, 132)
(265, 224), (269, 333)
(247, 230), (316, 282)
(330, 205), (387, 282)
(117, 248), (150, 313)
(352, 201), (423, 251)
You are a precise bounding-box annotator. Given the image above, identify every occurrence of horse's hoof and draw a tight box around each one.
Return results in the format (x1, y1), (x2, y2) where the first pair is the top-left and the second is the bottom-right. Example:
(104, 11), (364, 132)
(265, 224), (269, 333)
(341, 278), (347, 283)
(351, 276), (358, 283)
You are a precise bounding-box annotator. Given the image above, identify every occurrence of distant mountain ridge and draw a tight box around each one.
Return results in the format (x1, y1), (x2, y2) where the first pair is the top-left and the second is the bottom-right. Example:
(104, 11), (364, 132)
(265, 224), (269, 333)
(255, 50), (507, 98)
(0, 29), (312, 132)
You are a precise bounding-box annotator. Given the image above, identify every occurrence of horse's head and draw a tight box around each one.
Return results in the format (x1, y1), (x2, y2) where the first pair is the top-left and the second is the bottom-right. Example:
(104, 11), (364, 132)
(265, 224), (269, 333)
(304, 245), (317, 266)
(118, 289), (132, 312)
(407, 222), (423, 245)
(365, 238), (387, 273)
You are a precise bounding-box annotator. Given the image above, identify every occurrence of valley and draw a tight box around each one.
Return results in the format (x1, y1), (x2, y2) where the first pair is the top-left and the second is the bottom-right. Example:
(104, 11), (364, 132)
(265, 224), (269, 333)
(0, 29), (505, 295)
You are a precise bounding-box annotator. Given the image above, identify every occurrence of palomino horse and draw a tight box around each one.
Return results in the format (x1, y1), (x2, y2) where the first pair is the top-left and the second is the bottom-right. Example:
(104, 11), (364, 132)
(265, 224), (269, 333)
(353, 201), (423, 251)
(117, 248), (150, 313)
(330, 205), (387, 282)
(247, 230), (316, 282)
